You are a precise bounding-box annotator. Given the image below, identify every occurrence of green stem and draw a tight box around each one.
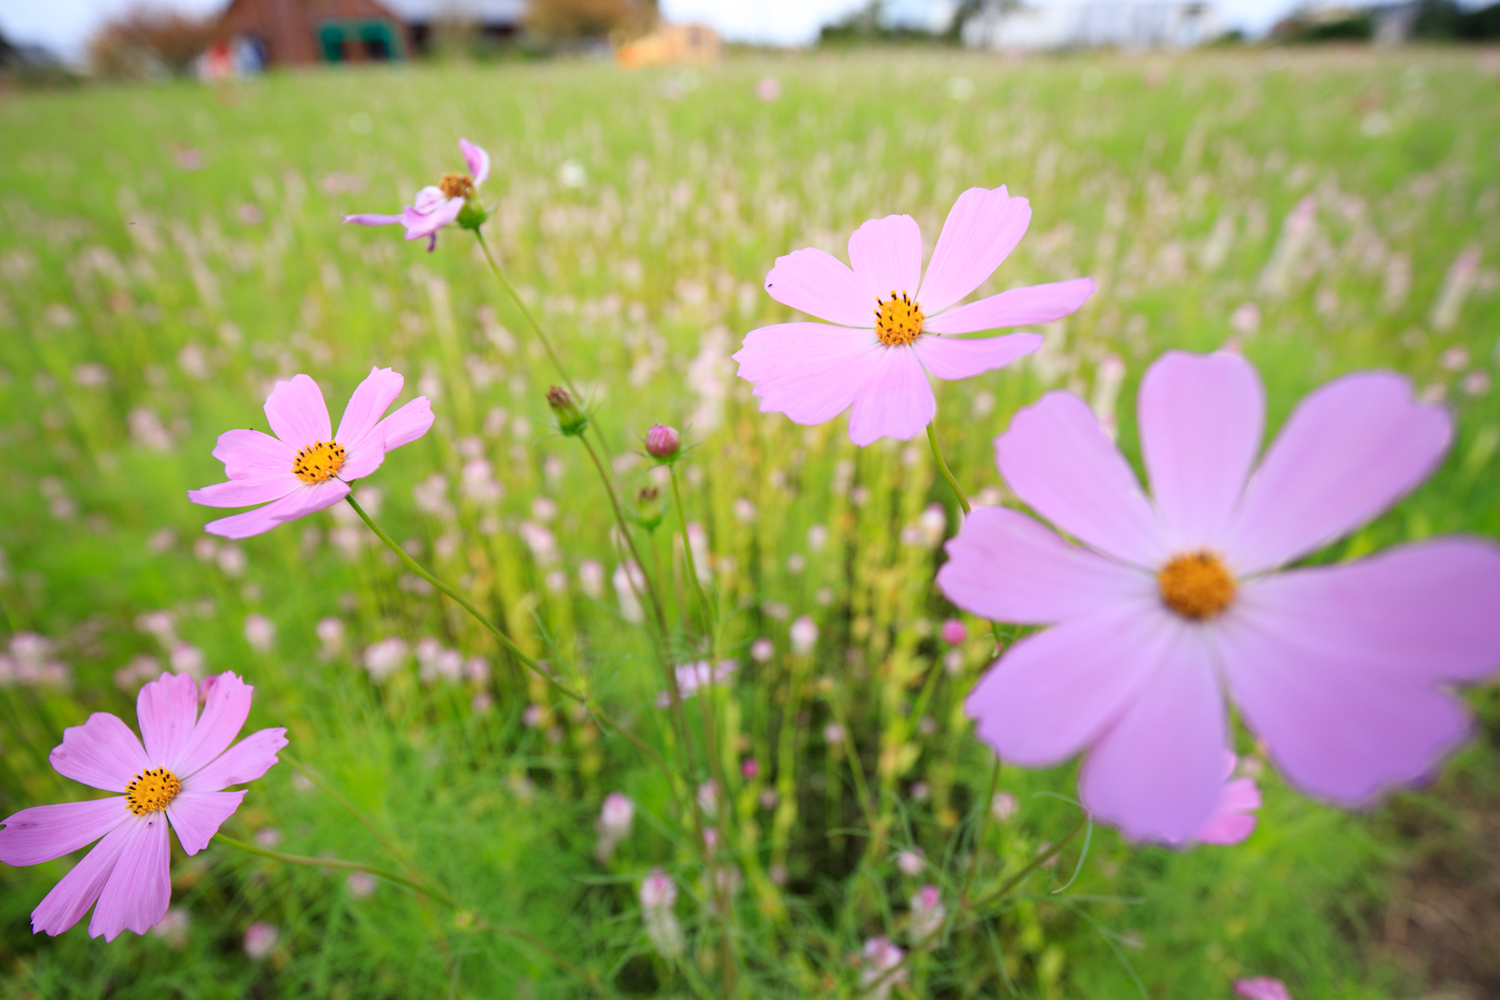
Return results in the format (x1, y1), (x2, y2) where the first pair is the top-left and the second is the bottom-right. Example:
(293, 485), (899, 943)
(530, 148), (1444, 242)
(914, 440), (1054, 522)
(216, 834), (606, 994)
(577, 436), (671, 639)
(959, 759), (1002, 903)
(283, 754), (428, 883)
(968, 811), (1090, 911)
(926, 421), (971, 516)
(345, 495), (675, 785)
(473, 228), (576, 398)
(669, 464), (714, 635)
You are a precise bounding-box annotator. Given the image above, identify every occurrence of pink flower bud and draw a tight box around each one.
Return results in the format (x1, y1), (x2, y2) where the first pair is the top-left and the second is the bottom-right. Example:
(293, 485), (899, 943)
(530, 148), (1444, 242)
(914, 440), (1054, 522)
(741, 757), (760, 779)
(645, 424), (681, 460)
(940, 619), (967, 646)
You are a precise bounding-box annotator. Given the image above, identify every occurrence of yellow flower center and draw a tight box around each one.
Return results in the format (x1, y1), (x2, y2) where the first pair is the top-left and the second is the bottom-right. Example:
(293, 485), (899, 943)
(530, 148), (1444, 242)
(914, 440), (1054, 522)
(873, 291), (924, 347)
(439, 172), (474, 200)
(1157, 551), (1237, 620)
(125, 767), (182, 816)
(291, 440), (347, 485)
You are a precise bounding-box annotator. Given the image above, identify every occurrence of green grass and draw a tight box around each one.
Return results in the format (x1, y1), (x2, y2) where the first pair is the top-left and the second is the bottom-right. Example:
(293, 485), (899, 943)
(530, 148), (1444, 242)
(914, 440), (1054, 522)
(1, 47), (1498, 998)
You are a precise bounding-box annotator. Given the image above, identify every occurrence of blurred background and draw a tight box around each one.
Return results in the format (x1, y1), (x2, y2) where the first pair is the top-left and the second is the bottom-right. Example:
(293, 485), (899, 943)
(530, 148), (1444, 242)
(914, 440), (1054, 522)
(1, 0), (1499, 998)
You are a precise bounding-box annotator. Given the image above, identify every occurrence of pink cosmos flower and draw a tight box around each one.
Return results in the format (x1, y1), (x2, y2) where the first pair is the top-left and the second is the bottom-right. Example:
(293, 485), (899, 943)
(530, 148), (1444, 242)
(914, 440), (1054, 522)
(734, 186), (1095, 446)
(0, 672), (287, 940)
(938, 350), (1500, 842)
(1235, 977), (1293, 1000)
(1187, 752), (1261, 846)
(342, 138), (490, 251)
(188, 367), (433, 539)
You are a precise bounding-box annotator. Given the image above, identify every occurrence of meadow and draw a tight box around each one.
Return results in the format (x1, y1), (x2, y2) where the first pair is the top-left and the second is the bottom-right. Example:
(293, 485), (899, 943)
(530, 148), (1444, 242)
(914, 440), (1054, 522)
(1, 45), (1499, 999)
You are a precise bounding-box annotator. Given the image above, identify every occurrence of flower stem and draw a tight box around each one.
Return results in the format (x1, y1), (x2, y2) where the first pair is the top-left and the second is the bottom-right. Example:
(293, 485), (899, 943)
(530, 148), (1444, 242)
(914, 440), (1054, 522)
(959, 758), (1002, 903)
(968, 810), (1090, 911)
(926, 421), (971, 516)
(344, 495), (675, 786)
(472, 228), (576, 399)
(669, 465), (714, 636)
(216, 834), (607, 995)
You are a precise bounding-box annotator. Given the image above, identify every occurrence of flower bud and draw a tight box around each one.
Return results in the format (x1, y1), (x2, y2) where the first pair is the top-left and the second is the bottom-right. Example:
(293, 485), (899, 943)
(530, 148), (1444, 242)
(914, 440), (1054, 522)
(634, 486), (663, 531)
(940, 619), (967, 646)
(644, 424), (681, 461)
(546, 386), (587, 436)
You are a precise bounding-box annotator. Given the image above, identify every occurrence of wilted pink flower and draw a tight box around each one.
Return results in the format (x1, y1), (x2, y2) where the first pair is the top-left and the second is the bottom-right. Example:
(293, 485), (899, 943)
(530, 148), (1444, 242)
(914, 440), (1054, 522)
(657, 660), (737, 707)
(644, 424), (681, 460)
(1187, 752), (1262, 846)
(789, 615), (818, 654)
(1235, 977), (1293, 1000)
(243, 921), (278, 959)
(940, 618), (968, 645)
(343, 138), (489, 251)
(640, 867), (676, 909)
(939, 350), (1500, 842)
(345, 870), (377, 899)
(0, 672), (287, 940)
(189, 368), (433, 539)
(639, 868), (684, 957)
(860, 936), (907, 999)
(896, 848), (925, 877)
(990, 791), (1019, 821)
(595, 791), (635, 860)
(909, 885), (944, 941)
(734, 187), (1095, 445)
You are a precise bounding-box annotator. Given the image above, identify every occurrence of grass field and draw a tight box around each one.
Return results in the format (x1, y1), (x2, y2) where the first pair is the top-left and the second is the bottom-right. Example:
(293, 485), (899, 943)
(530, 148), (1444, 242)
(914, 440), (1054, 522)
(2, 46), (1499, 998)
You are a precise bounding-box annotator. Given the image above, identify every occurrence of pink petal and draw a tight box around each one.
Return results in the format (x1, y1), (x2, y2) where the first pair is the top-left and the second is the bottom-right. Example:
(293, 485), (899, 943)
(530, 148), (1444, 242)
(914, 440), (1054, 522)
(403, 197), (464, 240)
(1217, 601), (1470, 806)
(342, 213), (403, 226)
(847, 214), (923, 304)
(1190, 778), (1261, 845)
(996, 391), (1167, 567)
(166, 789), (246, 855)
(30, 818), (135, 936)
(50, 713), (148, 792)
(187, 474), (300, 509)
(924, 278), (1096, 335)
(912, 332), (1041, 381)
(211, 428), (294, 479)
(846, 346), (934, 446)
(372, 396), (434, 451)
(0, 798), (128, 866)
(136, 672), (199, 769)
(1235, 977), (1294, 1000)
(1239, 539), (1500, 684)
(203, 479), (350, 540)
(89, 812), (170, 941)
(263, 374), (331, 449)
(734, 321), (877, 382)
(965, 598), (1178, 768)
(936, 506), (1151, 624)
(176, 671), (254, 777)
(412, 185), (447, 212)
(1227, 372), (1451, 573)
(916, 186), (1031, 315)
(1079, 626), (1227, 843)
(335, 366), (404, 447)
(1138, 351), (1265, 550)
(763, 248), (875, 327)
(735, 325), (886, 427)
(459, 137), (490, 184)
(181, 727), (288, 793)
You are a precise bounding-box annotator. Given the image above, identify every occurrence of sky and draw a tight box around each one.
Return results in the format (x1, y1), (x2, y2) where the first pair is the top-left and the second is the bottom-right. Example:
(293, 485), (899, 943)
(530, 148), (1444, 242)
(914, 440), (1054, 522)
(0, 0), (1307, 64)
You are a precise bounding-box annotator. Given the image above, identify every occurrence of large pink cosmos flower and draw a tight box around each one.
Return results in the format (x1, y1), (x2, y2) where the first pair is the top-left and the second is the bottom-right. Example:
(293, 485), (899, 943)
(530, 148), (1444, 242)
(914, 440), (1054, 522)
(0, 672), (286, 940)
(938, 350), (1500, 843)
(342, 138), (489, 251)
(733, 186), (1095, 446)
(189, 367), (433, 539)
